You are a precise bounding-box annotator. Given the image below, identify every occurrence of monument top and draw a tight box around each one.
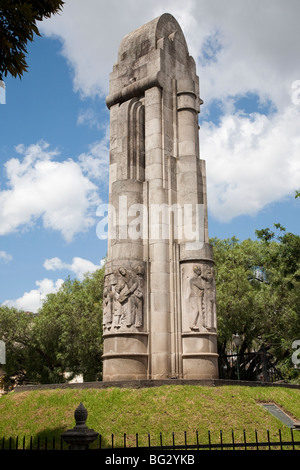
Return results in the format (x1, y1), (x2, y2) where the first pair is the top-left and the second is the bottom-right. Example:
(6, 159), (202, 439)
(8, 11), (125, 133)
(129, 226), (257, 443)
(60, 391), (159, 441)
(118, 13), (189, 62)
(106, 13), (197, 110)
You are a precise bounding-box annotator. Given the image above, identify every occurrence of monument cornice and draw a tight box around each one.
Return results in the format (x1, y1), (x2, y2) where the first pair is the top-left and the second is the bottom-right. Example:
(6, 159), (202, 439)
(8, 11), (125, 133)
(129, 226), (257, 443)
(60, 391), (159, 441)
(106, 71), (164, 109)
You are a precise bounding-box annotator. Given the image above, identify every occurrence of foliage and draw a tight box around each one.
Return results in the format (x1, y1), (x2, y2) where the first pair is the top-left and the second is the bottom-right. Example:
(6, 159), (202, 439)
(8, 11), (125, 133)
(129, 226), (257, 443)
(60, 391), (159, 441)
(0, 0), (64, 80)
(35, 268), (104, 382)
(256, 227), (300, 373)
(0, 306), (34, 388)
(211, 236), (265, 353)
(212, 225), (300, 382)
(0, 267), (104, 387)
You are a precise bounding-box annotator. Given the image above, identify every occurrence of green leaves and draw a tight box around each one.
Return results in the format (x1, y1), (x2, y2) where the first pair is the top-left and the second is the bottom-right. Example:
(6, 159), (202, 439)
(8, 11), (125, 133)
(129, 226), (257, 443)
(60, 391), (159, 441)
(213, 228), (300, 382)
(35, 268), (104, 382)
(212, 237), (265, 348)
(0, 266), (104, 386)
(0, 0), (64, 80)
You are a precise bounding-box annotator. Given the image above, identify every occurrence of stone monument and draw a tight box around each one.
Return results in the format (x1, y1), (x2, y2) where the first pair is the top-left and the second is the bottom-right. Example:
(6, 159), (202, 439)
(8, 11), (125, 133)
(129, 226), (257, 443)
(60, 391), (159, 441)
(102, 13), (218, 381)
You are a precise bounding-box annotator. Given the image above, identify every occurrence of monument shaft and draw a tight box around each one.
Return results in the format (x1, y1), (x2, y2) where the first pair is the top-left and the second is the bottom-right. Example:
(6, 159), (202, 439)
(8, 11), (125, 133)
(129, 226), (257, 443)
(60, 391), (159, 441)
(103, 14), (218, 380)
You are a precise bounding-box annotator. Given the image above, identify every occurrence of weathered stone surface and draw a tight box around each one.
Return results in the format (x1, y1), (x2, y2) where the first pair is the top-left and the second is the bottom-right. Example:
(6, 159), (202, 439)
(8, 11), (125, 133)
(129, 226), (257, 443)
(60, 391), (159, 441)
(103, 13), (218, 381)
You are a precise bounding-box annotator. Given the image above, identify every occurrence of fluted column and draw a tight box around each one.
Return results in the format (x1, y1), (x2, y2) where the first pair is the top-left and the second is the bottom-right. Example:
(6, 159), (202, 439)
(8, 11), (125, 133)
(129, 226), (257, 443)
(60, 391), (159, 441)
(145, 86), (171, 379)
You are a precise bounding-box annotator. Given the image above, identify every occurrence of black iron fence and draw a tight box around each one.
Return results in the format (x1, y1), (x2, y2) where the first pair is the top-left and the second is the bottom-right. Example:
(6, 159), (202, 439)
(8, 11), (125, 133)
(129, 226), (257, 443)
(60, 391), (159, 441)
(218, 347), (283, 382)
(1, 428), (300, 451)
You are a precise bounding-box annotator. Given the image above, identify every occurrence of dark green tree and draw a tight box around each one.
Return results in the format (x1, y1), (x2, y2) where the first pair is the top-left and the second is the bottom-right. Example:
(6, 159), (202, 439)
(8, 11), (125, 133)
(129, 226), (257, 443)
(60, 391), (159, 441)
(212, 225), (300, 382)
(0, 306), (35, 389)
(32, 267), (104, 383)
(0, 267), (104, 386)
(254, 226), (300, 380)
(211, 236), (268, 355)
(0, 0), (64, 80)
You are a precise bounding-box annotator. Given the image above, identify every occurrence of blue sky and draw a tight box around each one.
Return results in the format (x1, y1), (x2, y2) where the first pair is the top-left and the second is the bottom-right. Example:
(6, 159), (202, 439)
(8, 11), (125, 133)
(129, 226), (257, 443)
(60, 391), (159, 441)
(0, 0), (299, 312)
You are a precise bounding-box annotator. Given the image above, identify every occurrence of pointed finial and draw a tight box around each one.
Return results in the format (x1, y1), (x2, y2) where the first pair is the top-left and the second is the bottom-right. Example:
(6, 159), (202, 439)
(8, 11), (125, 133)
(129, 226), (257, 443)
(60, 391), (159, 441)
(74, 402), (88, 427)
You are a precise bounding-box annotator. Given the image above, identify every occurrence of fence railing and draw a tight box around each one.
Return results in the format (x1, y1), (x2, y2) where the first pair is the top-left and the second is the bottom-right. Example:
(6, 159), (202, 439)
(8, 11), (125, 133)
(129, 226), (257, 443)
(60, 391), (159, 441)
(218, 347), (283, 382)
(101, 428), (300, 451)
(1, 428), (300, 451)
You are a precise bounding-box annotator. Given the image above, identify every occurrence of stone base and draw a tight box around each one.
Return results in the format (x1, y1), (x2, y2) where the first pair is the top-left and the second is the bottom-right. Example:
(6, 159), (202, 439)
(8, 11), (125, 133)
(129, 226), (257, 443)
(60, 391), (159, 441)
(103, 355), (148, 381)
(181, 331), (219, 379)
(103, 332), (148, 381)
(182, 354), (219, 379)
(102, 331), (219, 381)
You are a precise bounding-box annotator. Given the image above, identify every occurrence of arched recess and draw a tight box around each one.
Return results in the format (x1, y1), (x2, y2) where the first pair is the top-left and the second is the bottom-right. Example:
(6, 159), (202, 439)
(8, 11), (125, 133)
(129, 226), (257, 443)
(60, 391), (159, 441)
(127, 98), (145, 181)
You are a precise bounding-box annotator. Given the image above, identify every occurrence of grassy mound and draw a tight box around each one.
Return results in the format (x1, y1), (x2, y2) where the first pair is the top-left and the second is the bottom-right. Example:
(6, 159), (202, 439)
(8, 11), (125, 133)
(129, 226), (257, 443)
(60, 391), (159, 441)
(0, 385), (299, 448)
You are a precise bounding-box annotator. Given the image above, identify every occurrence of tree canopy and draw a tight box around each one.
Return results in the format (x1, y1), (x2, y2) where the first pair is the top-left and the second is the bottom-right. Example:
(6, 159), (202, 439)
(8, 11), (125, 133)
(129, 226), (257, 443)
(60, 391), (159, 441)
(0, 267), (104, 389)
(213, 225), (300, 382)
(0, 0), (64, 80)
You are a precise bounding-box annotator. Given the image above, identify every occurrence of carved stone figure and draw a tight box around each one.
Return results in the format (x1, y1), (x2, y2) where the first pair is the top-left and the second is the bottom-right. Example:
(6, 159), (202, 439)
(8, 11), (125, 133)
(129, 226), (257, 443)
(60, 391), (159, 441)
(105, 265), (145, 330)
(130, 264), (145, 327)
(202, 265), (217, 331)
(189, 265), (206, 331)
(103, 278), (113, 330)
(112, 267), (128, 328)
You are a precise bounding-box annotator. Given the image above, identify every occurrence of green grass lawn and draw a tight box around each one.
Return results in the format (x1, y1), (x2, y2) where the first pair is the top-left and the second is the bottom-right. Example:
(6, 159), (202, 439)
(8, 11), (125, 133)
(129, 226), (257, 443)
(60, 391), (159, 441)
(0, 385), (300, 449)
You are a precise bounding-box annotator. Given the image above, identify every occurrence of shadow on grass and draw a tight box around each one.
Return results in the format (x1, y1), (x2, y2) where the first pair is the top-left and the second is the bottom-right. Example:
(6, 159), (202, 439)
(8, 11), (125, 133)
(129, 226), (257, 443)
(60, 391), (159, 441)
(1, 427), (66, 450)
(0, 428), (112, 451)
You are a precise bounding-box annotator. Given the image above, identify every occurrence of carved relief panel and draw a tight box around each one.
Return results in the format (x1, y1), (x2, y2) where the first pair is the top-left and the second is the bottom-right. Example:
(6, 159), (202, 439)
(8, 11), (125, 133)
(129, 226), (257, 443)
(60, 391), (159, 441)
(181, 262), (217, 333)
(103, 263), (145, 333)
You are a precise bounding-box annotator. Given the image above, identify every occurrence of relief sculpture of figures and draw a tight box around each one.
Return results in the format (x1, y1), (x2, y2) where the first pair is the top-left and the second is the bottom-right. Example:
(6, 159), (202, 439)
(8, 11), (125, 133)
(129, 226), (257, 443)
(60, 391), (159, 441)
(117, 265), (144, 328)
(128, 264), (144, 328)
(189, 265), (206, 331)
(113, 268), (127, 328)
(104, 265), (145, 331)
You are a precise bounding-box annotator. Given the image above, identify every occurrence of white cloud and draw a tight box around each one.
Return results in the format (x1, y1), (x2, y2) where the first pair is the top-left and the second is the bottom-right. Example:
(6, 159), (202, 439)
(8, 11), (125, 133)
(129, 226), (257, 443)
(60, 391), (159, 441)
(39, 0), (300, 105)
(77, 108), (103, 129)
(0, 141), (101, 241)
(202, 105), (300, 222)
(0, 251), (12, 263)
(190, 1), (300, 109)
(2, 255), (104, 312)
(39, 0), (193, 98)
(78, 130), (110, 183)
(44, 256), (102, 280)
(3, 278), (64, 313)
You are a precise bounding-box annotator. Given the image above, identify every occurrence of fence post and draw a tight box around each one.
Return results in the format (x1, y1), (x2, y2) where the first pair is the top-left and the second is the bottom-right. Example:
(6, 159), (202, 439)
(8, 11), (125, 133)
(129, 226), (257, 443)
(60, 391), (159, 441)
(61, 403), (98, 450)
